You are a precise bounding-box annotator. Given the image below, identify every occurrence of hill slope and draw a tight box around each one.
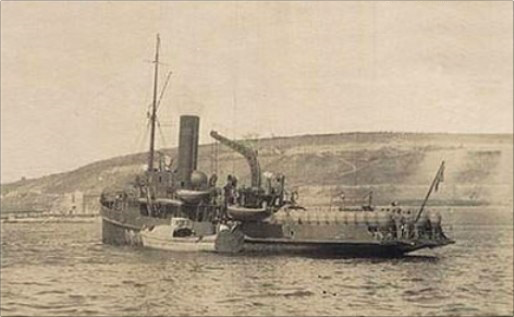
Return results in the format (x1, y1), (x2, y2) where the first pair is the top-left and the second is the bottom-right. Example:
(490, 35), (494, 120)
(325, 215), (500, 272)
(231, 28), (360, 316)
(1, 132), (512, 213)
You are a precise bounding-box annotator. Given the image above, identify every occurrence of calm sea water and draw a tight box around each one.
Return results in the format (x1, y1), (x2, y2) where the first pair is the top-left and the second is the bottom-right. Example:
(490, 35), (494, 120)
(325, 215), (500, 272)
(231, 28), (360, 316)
(1, 207), (512, 316)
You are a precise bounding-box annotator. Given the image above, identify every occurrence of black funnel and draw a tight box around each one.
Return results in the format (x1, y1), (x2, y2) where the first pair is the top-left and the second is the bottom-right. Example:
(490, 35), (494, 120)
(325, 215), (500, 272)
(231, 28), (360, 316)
(177, 115), (200, 187)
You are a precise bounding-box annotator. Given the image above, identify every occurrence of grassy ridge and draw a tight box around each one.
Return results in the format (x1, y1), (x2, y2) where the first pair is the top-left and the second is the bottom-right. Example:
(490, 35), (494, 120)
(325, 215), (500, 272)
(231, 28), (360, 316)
(1, 132), (512, 212)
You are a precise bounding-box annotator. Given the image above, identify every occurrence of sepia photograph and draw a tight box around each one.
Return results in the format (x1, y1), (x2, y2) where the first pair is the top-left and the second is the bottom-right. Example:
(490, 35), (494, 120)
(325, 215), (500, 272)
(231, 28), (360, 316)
(1, 1), (512, 316)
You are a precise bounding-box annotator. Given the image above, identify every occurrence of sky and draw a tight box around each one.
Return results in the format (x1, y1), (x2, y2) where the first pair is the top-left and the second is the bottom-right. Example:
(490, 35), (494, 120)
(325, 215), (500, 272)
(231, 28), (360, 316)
(1, 1), (512, 183)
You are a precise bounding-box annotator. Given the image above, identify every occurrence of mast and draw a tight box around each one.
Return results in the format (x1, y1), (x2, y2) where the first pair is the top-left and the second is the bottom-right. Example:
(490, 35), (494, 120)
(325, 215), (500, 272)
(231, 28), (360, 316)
(148, 34), (160, 172)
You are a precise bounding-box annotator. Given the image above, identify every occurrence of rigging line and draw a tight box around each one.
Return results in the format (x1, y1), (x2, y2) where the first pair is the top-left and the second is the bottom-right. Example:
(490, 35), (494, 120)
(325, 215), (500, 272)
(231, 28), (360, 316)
(231, 82), (237, 175)
(138, 66), (168, 153)
(155, 71), (173, 113)
(216, 140), (220, 175)
(210, 139), (214, 174)
(141, 70), (171, 153)
(146, 102), (152, 118)
(135, 123), (150, 155)
(132, 114), (151, 154)
(156, 119), (168, 150)
(131, 112), (150, 155)
(139, 113), (151, 148)
(134, 110), (153, 153)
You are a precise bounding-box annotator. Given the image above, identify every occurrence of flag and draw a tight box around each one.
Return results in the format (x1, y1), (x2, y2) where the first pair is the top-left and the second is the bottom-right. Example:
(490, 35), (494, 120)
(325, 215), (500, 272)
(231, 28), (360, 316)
(434, 161), (445, 192)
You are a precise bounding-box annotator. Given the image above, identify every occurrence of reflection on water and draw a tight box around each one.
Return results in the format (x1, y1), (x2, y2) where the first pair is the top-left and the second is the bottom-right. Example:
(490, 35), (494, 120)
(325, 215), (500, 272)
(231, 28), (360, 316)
(1, 207), (513, 316)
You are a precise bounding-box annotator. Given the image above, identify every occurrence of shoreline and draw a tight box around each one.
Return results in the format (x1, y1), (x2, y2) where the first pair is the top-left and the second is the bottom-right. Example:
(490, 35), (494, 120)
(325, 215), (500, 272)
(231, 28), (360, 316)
(1, 215), (100, 224)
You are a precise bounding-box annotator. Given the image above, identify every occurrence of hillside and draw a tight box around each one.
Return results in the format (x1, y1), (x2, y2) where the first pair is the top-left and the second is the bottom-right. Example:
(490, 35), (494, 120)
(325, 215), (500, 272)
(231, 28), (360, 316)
(1, 132), (512, 213)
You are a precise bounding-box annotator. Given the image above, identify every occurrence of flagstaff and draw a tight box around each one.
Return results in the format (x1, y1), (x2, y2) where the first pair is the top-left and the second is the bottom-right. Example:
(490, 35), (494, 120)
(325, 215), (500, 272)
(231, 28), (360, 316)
(414, 161), (446, 223)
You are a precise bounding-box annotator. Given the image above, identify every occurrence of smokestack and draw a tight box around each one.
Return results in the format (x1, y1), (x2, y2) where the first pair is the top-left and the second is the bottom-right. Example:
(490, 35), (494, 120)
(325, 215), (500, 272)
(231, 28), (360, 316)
(177, 115), (200, 187)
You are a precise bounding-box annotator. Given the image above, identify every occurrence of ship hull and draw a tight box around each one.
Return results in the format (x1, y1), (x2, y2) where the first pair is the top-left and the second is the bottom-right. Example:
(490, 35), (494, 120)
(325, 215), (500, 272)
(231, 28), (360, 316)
(232, 214), (454, 257)
(241, 238), (454, 257)
(100, 204), (168, 246)
(101, 205), (455, 257)
(214, 223), (455, 257)
(102, 217), (143, 246)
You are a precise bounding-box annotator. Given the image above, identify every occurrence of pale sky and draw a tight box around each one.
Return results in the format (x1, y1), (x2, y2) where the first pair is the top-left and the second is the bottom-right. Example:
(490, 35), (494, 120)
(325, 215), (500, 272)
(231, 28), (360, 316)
(1, 1), (512, 183)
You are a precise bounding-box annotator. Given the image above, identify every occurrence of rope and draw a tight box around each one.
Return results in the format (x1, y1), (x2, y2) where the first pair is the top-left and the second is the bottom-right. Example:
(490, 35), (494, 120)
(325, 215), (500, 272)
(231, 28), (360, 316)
(210, 140), (215, 174)
(214, 140), (217, 174)
(155, 71), (173, 113)
(157, 119), (168, 150)
(210, 140), (220, 175)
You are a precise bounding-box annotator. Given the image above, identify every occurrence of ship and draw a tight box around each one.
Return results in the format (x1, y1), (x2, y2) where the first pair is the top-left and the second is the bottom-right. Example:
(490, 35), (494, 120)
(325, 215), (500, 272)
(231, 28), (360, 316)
(100, 35), (455, 256)
(100, 35), (221, 247)
(209, 132), (454, 256)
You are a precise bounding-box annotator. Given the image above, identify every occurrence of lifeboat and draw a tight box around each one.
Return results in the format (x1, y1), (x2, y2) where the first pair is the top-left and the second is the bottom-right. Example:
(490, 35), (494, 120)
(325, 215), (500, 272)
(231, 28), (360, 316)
(137, 198), (183, 206)
(156, 198), (183, 206)
(140, 217), (216, 252)
(226, 204), (271, 221)
(175, 189), (211, 204)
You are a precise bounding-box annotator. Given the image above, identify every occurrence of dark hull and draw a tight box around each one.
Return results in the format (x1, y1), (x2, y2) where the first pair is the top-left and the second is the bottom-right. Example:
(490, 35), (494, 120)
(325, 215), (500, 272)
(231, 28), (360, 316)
(102, 217), (143, 246)
(101, 204), (168, 246)
(242, 238), (454, 257)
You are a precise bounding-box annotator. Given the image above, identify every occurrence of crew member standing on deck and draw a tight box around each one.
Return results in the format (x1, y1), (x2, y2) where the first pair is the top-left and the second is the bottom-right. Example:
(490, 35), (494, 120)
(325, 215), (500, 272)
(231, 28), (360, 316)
(224, 175), (234, 205)
(231, 175), (238, 189)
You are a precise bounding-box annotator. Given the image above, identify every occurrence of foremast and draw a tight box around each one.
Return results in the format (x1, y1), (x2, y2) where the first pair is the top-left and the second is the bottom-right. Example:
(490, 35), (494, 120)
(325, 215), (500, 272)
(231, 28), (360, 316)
(148, 34), (160, 172)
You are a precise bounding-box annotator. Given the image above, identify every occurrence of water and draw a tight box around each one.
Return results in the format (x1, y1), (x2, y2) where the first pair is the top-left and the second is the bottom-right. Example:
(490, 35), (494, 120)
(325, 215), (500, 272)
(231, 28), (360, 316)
(1, 207), (512, 316)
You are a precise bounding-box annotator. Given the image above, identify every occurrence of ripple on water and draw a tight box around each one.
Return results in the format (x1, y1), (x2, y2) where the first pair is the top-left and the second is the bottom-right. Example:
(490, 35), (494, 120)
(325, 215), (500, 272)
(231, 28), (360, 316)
(1, 212), (513, 316)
